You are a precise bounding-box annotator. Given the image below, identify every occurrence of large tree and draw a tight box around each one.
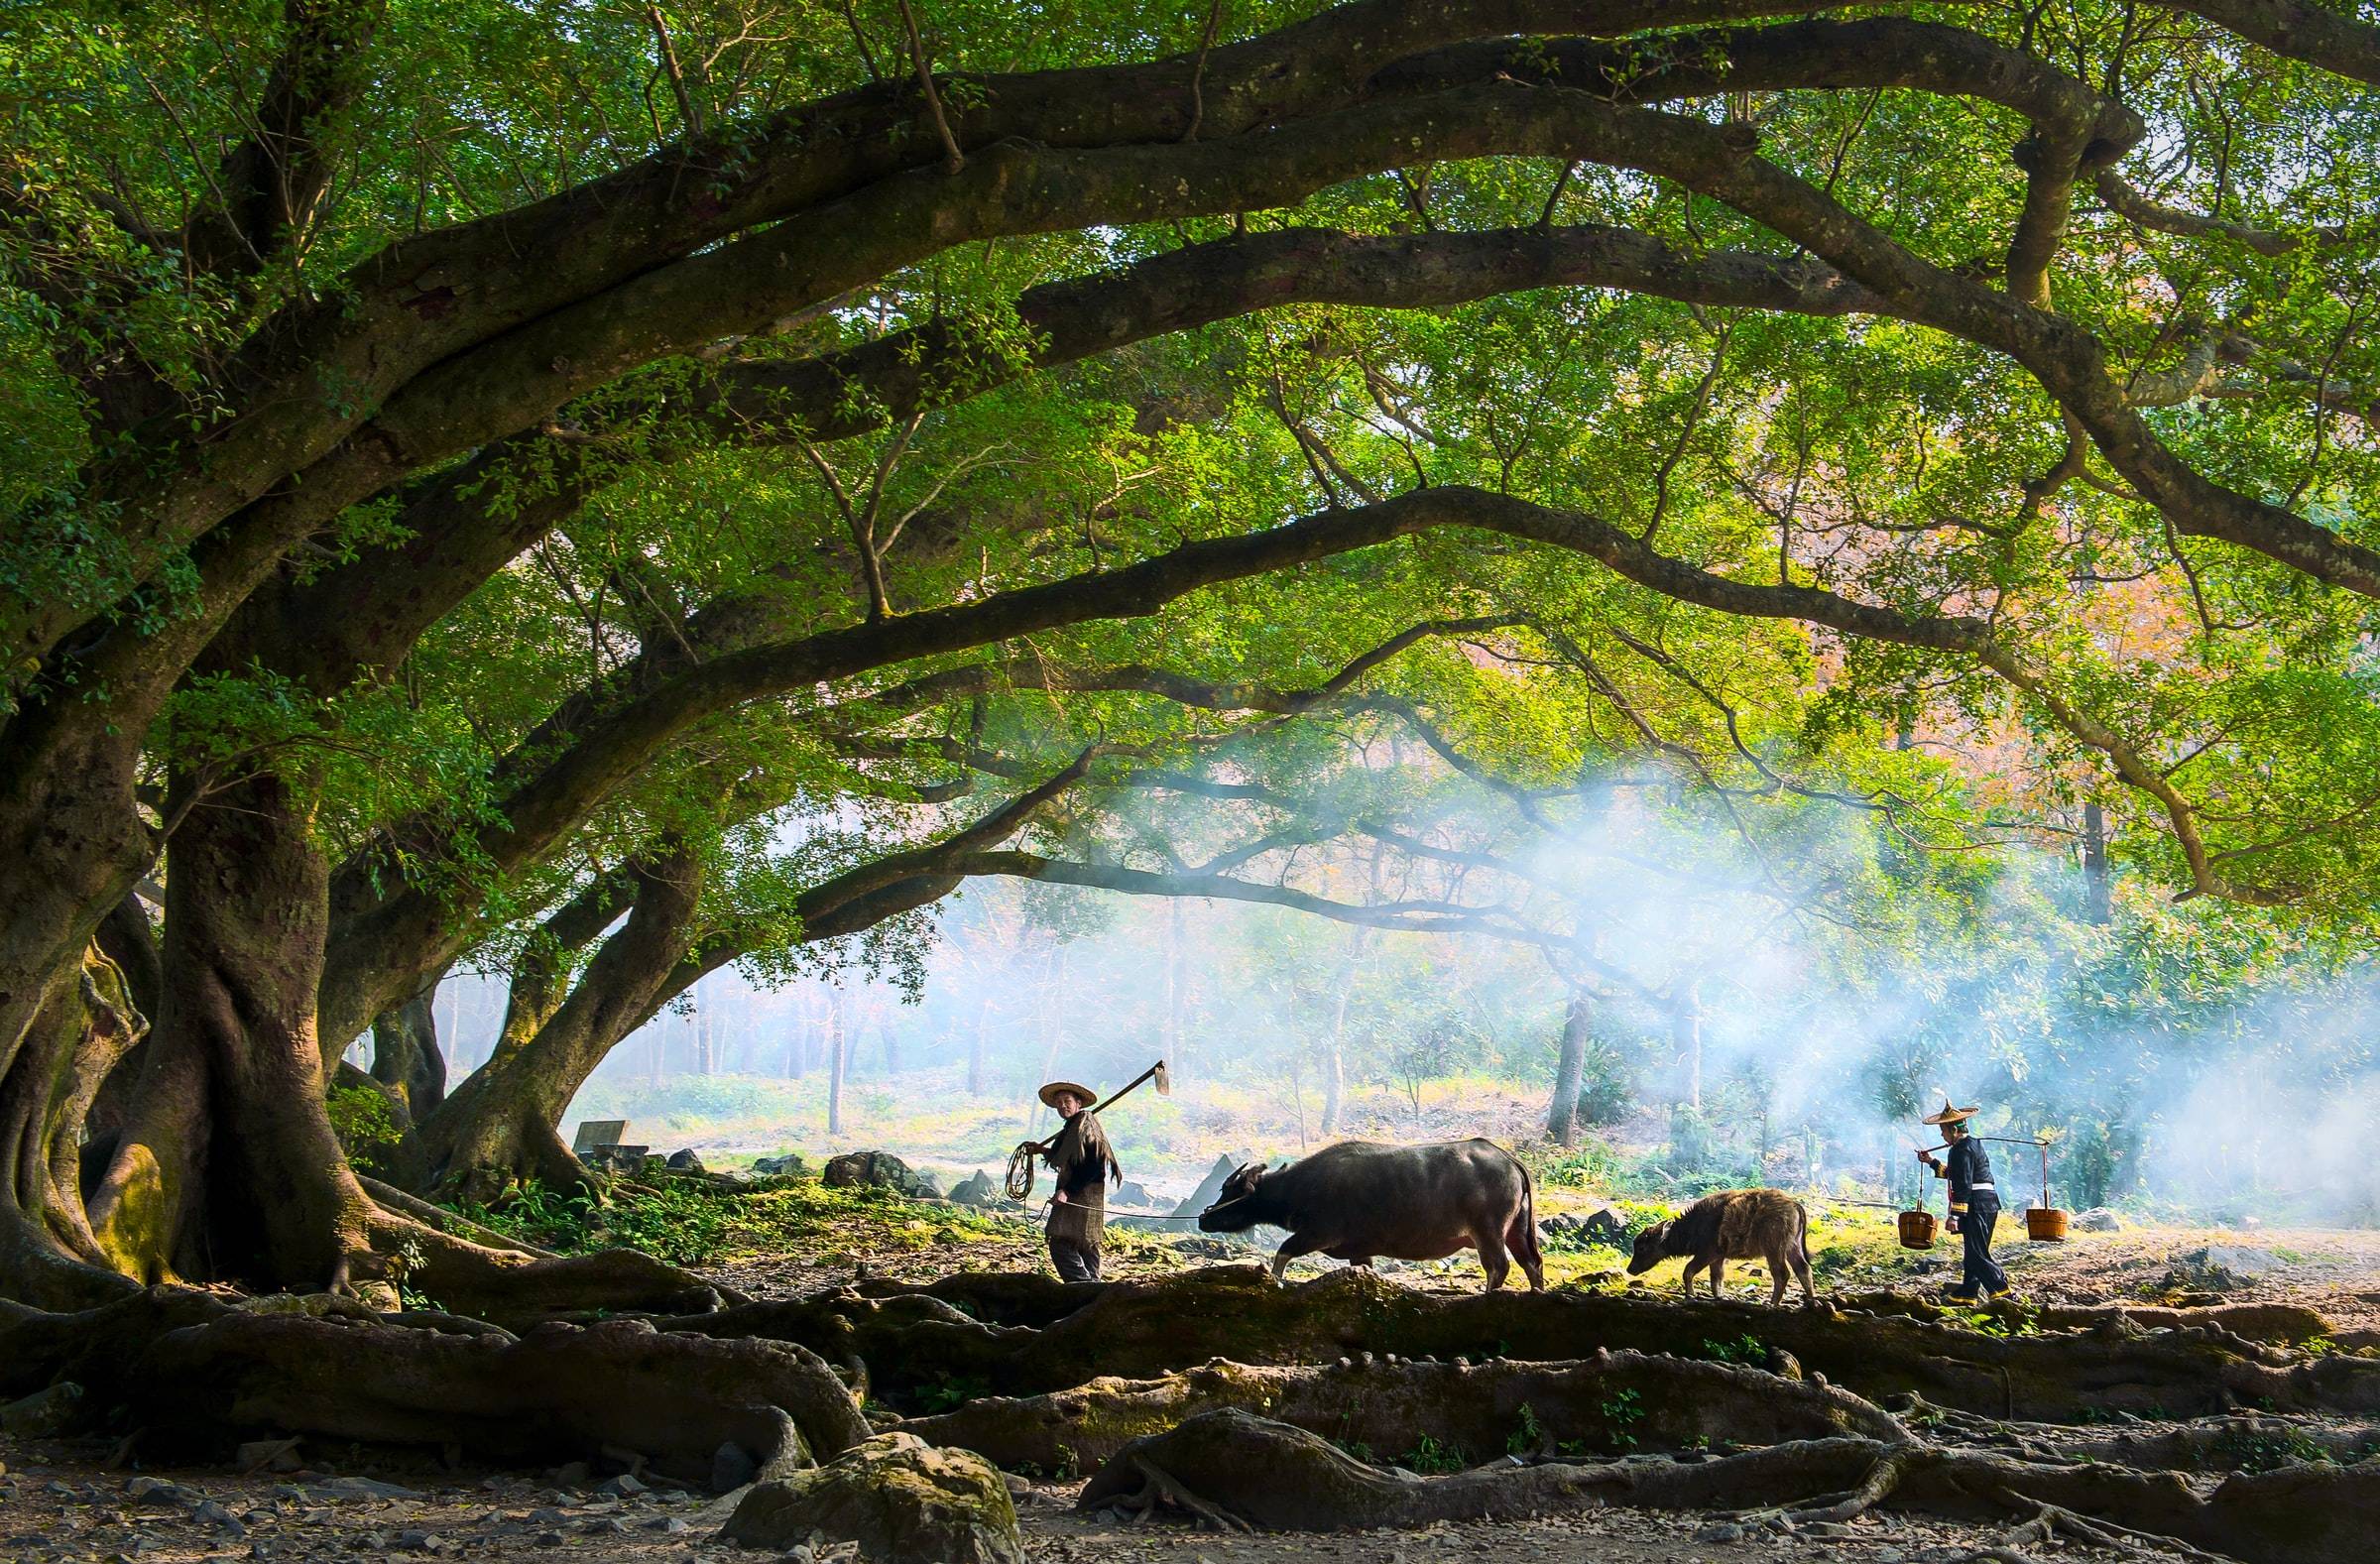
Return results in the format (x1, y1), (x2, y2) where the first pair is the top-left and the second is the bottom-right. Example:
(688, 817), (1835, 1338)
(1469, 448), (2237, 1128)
(5, 0), (2380, 1458)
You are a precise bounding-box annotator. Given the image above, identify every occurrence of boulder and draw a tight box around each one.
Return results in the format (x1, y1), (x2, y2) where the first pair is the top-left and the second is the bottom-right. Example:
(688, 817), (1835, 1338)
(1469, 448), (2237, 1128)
(664, 1148), (705, 1172)
(947, 1169), (999, 1206)
(720, 1432), (1022, 1564)
(824, 1150), (937, 1198)
(1115, 1178), (1158, 1208)
(2073, 1207), (2123, 1232)
(754, 1154), (809, 1177)
(2164, 1244), (2285, 1291)
(1171, 1150), (1258, 1219)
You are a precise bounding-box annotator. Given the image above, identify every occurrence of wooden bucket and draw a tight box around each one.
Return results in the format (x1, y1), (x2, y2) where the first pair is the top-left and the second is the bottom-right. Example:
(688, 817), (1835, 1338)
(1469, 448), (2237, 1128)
(2026, 1205), (2070, 1243)
(1897, 1209), (1938, 1250)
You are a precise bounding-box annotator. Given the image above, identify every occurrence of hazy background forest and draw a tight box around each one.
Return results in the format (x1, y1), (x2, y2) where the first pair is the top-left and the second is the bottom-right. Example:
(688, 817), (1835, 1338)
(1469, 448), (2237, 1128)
(376, 778), (2380, 1226)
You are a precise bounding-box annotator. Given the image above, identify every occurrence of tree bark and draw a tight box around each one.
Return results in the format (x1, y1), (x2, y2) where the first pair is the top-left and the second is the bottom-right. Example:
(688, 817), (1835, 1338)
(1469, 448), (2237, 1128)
(369, 974), (448, 1119)
(86, 772), (376, 1293)
(414, 849), (702, 1202)
(1547, 988), (1592, 1146)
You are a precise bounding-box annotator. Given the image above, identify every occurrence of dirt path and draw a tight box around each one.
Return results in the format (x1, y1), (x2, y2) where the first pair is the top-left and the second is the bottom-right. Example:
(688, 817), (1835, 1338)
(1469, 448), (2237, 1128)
(0, 1436), (2145, 1564)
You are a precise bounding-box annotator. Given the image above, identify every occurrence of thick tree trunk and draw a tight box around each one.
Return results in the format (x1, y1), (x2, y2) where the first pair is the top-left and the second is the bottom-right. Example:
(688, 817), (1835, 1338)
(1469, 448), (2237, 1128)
(369, 975), (448, 1118)
(1673, 983), (1703, 1111)
(415, 850), (701, 1202)
(1547, 988), (1592, 1146)
(86, 772), (376, 1292)
(0, 717), (160, 1306)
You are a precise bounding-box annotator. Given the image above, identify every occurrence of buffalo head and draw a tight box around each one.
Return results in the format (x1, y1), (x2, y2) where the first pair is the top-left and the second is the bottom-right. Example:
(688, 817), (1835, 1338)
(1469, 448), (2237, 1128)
(1625, 1218), (1675, 1275)
(1197, 1161), (1269, 1232)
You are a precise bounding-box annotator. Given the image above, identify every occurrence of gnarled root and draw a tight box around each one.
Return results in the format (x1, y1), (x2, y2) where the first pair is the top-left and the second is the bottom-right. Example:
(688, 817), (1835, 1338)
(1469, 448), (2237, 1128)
(904, 1347), (1909, 1472)
(1077, 1408), (2380, 1564)
(371, 1209), (741, 1328)
(668, 1265), (2380, 1421)
(4, 1289), (867, 1489)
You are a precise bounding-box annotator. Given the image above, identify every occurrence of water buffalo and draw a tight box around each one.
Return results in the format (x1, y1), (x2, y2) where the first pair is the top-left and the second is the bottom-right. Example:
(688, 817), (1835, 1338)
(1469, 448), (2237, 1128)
(1625, 1187), (1815, 1305)
(1197, 1139), (1545, 1291)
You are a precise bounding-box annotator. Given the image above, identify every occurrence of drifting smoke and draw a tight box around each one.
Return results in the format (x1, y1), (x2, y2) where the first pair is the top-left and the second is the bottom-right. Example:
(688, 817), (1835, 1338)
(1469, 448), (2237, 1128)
(412, 750), (2380, 1224)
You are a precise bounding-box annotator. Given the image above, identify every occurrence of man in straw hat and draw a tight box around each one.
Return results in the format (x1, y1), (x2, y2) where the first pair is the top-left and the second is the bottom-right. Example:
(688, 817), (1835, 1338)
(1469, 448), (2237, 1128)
(1036, 1079), (1121, 1282)
(1917, 1096), (2011, 1302)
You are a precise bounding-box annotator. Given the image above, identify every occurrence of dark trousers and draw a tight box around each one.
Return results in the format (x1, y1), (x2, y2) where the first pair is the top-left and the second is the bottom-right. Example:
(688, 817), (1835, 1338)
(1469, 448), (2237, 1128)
(1048, 1235), (1102, 1283)
(1956, 1193), (2008, 1297)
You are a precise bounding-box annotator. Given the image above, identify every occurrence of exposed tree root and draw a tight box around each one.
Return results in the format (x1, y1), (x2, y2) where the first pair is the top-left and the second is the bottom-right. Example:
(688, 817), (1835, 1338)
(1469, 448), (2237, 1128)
(1076, 1408), (2380, 1564)
(1, 1288), (867, 1487)
(369, 1210), (740, 1328)
(901, 1347), (1910, 1472)
(1890, 1393), (2380, 1474)
(1830, 1288), (2333, 1351)
(665, 1265), (2380, 1420)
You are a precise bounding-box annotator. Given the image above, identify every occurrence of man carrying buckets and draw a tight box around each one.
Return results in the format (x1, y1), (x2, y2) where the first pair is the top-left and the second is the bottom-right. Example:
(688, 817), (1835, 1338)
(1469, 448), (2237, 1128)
(1917, 1096), (2012, 1303)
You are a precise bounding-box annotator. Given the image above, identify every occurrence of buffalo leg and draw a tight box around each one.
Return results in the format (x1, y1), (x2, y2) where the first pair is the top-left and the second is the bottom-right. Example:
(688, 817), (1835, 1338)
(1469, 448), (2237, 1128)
(1766, 1251), (1791, 1306)
(1471, 1225), (1513, 1291)
(1788, 1243), (1816, 1306)
(1269, 1235), (1322, 1284)
(1677, 1257), (1705, 1297)
(1707, 1257), (1726, 1300)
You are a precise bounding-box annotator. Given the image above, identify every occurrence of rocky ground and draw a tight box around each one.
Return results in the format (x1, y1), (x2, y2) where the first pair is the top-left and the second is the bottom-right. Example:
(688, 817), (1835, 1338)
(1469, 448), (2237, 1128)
(0, 1435), (2150, 1564)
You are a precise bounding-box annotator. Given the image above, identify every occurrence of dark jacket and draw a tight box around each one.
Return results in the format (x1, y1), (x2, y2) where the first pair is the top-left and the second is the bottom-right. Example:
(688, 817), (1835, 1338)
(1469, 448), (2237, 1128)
(1044, 1111), (1119, 1246)
(1934, 1136), (1996, 1214)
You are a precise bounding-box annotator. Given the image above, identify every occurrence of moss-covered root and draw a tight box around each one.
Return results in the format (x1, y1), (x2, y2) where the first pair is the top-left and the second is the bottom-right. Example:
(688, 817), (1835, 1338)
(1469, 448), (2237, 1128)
(903, 1347), (1908, 1473)
(1831, 1287), (2332, 1352)
(1079, 1408), (2380, 1564)
(6, 1291), (867, 1486)
(672, 1264), (2380, 1422)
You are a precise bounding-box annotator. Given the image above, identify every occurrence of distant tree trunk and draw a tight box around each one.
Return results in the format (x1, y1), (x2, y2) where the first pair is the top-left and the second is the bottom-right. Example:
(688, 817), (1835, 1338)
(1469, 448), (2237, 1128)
(968, 999), (990, 1095)
(1674, 983), (1703, 1112)
(1548, 989), (1592, 1146)
(1162, 899), (1187, 1085)
(2082, 800), (2112, 925)
(826, 989), (849, 1138)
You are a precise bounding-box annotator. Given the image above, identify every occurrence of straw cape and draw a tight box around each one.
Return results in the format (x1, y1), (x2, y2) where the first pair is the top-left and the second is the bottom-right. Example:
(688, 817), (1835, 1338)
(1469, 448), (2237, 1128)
(1922, 1097), (1980, 1127)
(1038, 1079), (1097, 1110)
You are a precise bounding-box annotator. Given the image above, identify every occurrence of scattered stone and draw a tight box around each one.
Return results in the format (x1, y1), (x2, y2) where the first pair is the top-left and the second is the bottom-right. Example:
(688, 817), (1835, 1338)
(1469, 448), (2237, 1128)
(310, 1476), (424, 1503)
(194, 1500), (241, 1530)
(754, 1154), (809, 1177)
(1, 1382), (83, 1436)
(122, 1476), (182, 1504)
(2073, 1207), (2123, 1232)
(394, 1529), (433, 1550)
(823, 1149), (939, 1198)
(712, 1441), (761, 1494)
(1695, 1521), (1745, 1542)
(581, 1516), (631, 1535)
(237, 1437), (304, 1474)
(641, 1516), (690, 1534)
(663, 1148), (705, 1172)
(722, 1431), (1023, 1564)
(947, 1169), (1000, 1206)
(596, 1472), (648, 1498)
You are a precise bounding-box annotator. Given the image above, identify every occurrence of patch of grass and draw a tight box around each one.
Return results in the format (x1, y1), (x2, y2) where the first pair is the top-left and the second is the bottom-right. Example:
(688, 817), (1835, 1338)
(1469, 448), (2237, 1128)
(2215, 1427), (2335, 1474)
(1597, 1387), (1644, 1450)
(1397, 1433), (1468, 1474)
(1697, 1334), (1767, 1365)
(1506, 1402), (1543, 1457)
